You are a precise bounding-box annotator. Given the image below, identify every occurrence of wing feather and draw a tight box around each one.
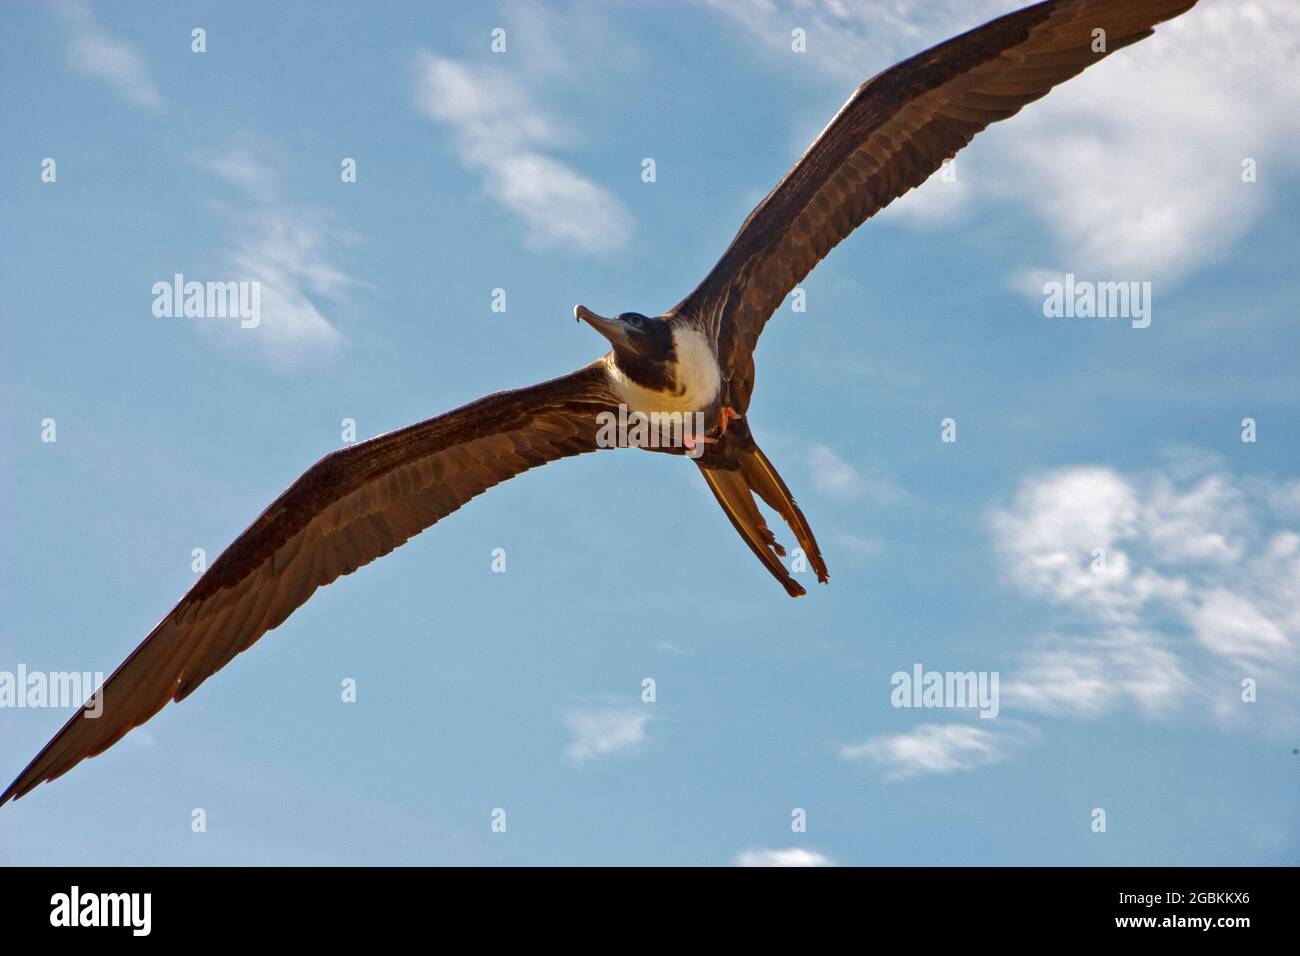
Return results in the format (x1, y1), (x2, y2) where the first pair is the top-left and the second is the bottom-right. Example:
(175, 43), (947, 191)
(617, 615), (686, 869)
(2, 362), (618, 804)
(672, 0), (1197, 404)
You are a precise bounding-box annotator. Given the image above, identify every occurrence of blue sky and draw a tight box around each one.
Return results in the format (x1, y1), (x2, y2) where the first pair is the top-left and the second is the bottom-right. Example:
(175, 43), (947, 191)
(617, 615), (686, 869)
(1, 0), (1297, 865)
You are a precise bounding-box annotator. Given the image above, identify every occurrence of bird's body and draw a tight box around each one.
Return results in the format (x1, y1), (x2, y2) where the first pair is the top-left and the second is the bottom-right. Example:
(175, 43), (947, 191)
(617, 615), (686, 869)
(4, 0), (1201, 805)
(602, 320), (721, 422)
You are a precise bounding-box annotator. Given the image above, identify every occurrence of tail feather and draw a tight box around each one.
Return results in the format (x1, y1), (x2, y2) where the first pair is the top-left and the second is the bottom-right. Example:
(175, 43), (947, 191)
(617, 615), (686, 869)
(697, 426), (827, 597)
(699, 465), (804, 597)
(739, 445), (828, 584)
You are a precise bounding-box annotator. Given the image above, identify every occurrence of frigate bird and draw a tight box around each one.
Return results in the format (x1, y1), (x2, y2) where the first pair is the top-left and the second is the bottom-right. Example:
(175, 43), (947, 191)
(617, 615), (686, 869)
(3, 0), (1198, 804)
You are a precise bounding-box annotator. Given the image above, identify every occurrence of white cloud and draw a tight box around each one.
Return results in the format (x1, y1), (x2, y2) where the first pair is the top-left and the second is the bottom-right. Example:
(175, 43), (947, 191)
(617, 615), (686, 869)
(192, 140), (361, 363)
(1003, 631), (1191, 718)
(840, 722), (1027, 779)
(832, 531), (887, 562)
(412, 51), (632, 255)
(563, 705), (651, 764)
(222, 208), (354, 358)
(127, 728), (157, 750)
(806, 443), (907, 504)
(1191, 589), (1290, 660)
(735, 846), (835, 867)
(195, 140), (276, 198)
(1268, 481), (1300, 517)
(702, 0), (1300, 288)
(56, 0), (164, 111)
(990, 462), (1300, 726)
(655, 641), (693, 655)
(988, 466), (1146, 620)
(883, 159), (971, 225)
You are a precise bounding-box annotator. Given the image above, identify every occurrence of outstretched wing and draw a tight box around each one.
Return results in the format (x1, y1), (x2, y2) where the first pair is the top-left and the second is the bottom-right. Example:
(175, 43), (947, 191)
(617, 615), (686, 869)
(2, 362), (618, 804)
(672, 0), (1197, 404)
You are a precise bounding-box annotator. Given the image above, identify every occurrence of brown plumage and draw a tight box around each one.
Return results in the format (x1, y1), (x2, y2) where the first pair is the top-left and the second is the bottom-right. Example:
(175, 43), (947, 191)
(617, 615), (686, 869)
(678, 0), (1196, 413)
(2, 365), (620, 803)
(699, 419), (829, 597)
(3, 0), (1197, 805)
(676, 0), (1195, 596)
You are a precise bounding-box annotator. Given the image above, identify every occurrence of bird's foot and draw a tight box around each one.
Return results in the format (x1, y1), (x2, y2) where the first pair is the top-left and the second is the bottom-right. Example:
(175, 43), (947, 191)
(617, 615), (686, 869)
(684, 407), (740, 454)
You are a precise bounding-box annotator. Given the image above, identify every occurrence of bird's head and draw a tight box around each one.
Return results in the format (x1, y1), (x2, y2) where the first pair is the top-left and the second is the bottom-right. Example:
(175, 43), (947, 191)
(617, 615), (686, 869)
(575, 305), (674, 370)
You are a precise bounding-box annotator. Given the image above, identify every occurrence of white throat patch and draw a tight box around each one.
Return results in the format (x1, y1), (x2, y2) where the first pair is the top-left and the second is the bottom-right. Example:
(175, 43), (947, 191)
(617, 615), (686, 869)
(606, 326), (721, 415)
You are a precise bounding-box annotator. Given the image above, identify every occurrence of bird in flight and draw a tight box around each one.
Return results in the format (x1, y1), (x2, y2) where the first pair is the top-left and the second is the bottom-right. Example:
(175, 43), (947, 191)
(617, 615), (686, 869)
(4, 0), (1198, 804)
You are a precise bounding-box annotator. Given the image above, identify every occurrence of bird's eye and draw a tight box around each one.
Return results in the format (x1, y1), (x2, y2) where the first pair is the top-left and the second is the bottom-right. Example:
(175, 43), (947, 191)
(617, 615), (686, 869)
(625, 314), (644, 329)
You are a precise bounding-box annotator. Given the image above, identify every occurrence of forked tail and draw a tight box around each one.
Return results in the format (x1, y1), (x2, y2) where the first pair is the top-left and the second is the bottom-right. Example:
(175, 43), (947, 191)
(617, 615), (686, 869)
(696, 422), (828, 597)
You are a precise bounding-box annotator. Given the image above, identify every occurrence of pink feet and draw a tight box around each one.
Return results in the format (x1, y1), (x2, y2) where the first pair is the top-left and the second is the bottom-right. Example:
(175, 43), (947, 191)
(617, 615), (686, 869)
(684, 407), (741, 453)
(718, 406), (741, 435)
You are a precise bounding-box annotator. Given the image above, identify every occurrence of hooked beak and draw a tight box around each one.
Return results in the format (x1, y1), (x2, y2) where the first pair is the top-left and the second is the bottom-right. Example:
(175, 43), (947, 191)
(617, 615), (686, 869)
(574, 304), (632, 350)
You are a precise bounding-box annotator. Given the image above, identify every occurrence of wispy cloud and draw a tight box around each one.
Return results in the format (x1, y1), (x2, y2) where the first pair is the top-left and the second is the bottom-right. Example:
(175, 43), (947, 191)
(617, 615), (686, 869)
(702, 0), (1300, 288)
(412, 50), (632, 255)
(194, 139), (275, 199)
(563, 704), (652, 764)
(989, 459), (1300, 727)
(655, 641), (694, 656)
(831, 531), (887, 563)
(1001, 635), (1191, 719)
(885, 159), (971, 225)
(192, 136), (361, 363)
(735, 846), (835, 867)
(806, 442), (908, 505)
(55, 0), (164, 111)
(840, 722), (1029, 779)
